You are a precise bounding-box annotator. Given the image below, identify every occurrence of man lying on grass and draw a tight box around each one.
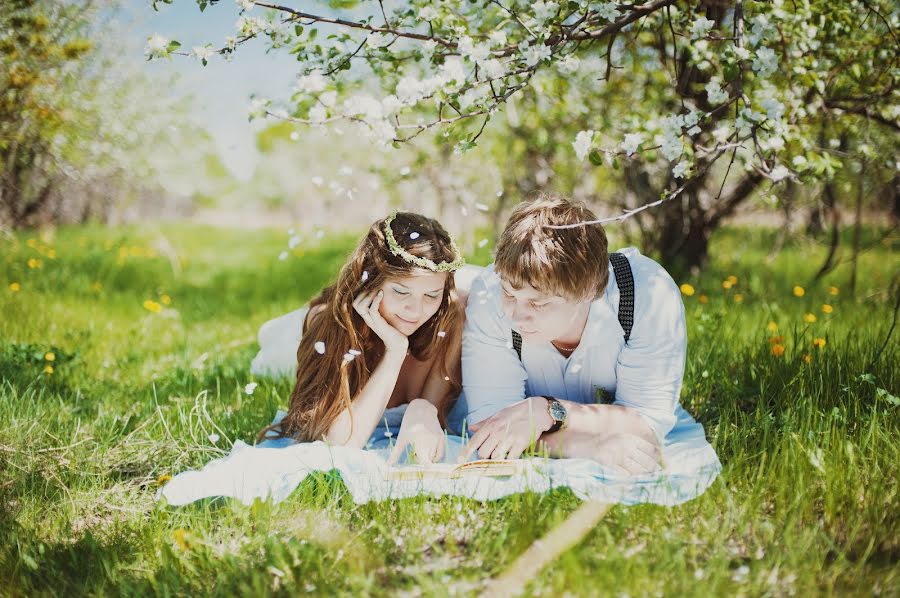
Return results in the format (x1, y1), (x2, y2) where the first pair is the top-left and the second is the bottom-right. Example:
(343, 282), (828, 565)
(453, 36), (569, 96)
(455, 195), (687, 475)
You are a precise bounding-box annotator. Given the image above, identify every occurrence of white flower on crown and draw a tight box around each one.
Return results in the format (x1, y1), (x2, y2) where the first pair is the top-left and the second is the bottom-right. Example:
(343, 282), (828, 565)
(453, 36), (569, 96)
(531, 1), (558, 23)
(481, 58), (507, 80)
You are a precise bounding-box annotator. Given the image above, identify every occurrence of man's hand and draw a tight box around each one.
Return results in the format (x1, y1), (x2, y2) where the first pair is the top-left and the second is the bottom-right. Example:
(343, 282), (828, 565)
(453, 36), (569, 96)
(570, 432), (662, 476)
(388, 399), (445, 465)
(460, 397), (553, 461)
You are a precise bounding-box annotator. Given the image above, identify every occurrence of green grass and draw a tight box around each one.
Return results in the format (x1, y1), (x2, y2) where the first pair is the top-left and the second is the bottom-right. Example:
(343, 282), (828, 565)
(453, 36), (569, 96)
(1, 223), (897, 596)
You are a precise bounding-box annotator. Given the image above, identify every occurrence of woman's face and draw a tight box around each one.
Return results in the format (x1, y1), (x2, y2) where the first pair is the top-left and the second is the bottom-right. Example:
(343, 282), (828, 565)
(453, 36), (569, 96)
(378, 270), (448, 336)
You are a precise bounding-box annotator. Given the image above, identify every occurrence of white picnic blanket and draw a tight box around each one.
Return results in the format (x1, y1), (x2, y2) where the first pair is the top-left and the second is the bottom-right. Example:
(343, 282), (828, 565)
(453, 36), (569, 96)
(158, 403), (721, 506)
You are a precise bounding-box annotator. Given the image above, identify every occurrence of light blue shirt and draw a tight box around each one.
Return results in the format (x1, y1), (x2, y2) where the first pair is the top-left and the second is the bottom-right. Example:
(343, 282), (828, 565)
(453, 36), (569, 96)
(456, 247), (687, 443)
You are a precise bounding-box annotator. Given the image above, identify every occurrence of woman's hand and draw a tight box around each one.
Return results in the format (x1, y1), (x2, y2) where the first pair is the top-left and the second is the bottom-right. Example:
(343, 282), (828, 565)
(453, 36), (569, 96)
(353, 289), (408, 355)
(388, 399), (445, 465)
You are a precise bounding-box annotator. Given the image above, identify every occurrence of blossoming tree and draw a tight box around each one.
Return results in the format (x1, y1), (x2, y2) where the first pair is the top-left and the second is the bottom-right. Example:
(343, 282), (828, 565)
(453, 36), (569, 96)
(148, 0), (898, 269)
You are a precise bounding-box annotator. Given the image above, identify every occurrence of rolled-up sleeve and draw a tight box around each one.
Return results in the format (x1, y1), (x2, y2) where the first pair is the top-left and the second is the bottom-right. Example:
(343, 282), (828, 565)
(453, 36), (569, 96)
(613, 262), (686, 443)
(461, 272), (528, 425)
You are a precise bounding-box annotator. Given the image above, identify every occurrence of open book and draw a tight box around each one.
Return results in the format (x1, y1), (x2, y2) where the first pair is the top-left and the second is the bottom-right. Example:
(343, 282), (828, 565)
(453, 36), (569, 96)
(384, 459), (526, 481)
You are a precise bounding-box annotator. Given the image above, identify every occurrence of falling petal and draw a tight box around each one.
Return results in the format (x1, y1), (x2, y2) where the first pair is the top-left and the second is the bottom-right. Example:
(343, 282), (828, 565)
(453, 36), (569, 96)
(314, 341), (326, 354)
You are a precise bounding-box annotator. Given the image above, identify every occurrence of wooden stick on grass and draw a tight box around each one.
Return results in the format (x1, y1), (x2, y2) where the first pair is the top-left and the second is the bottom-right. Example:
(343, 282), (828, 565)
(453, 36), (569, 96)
(484, 500), (613, 597)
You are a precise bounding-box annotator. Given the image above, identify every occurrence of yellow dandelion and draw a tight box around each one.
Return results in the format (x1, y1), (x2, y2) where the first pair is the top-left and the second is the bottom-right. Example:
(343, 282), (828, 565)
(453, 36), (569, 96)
(157, 474), (173, 486)
(803, 313), (817, 323)
(768, 335), (784, 344)
(829, 286), (839, 296)
(44, 352), (55, 362)
(173, 528), (190, 551)
(43, 365), (54, 375)
(27, 258), (42, 269)
(726, 275), (738, 285)
(143, 299), (162, 313)
(26, 238), (37, 248)
(680, 283), (695, 297)
(722, 280), (734, 290)
(803, 354), (812, 364)
(821, 304), (833, 314)
(813, 337), (826, 349)
(9, 282), (21, 292)
(767, 321), (778, 332)
(771, 344), (785, 357)
(698, 294), (709, 304)
(734, 294), (744, 303)
(47, 249), (56, 259)
(160, 294), (172, 305)
(793, 286), (805, 297)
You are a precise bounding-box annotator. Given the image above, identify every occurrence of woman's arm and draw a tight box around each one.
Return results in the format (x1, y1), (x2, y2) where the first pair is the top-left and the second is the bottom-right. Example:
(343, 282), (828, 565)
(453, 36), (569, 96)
(325, 289), (410, 448)
(325, 346), (407, 448)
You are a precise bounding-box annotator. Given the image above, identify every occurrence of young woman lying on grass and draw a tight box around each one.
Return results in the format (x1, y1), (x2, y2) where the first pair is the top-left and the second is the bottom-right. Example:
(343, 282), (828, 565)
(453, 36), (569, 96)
(257, 212), (467, 464)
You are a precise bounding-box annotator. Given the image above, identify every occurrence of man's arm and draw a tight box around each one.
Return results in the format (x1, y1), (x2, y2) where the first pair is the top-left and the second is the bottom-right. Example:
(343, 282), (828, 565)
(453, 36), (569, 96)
(461, 271), (529, 426)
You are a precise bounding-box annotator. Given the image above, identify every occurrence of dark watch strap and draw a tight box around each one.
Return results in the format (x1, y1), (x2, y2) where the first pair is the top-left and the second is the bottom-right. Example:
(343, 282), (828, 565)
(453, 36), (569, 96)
(541, 395), (565, 434)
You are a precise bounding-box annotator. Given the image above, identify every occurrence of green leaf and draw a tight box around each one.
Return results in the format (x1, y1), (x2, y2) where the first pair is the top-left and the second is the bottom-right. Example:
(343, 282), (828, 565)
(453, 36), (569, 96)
(588, 150), (604, 166)
(876, 387), (899, 406)
(723, 63), (740, 82)
(295, 25), (304, 36)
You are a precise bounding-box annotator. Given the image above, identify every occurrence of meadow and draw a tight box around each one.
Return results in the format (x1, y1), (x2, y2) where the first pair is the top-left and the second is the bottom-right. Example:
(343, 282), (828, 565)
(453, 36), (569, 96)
(1, 223), (897, 596)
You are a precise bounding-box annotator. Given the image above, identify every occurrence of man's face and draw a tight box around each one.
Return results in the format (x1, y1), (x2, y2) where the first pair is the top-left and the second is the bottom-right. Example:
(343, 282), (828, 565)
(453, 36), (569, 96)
(499, 277), (587, 342)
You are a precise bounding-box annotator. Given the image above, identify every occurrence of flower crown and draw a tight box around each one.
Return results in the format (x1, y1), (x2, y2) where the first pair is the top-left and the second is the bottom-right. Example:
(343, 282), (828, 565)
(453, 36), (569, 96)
(382, 211), (466, 273)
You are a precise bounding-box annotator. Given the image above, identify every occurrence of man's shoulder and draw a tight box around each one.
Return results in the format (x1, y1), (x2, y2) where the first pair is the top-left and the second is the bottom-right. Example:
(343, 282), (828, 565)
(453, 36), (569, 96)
(463, 264), (509, 333)
(610, 248), (682, 323)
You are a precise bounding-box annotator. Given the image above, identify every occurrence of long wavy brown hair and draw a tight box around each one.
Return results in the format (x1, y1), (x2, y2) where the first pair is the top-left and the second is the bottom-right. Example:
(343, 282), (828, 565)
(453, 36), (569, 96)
(266, 212), (464, 443)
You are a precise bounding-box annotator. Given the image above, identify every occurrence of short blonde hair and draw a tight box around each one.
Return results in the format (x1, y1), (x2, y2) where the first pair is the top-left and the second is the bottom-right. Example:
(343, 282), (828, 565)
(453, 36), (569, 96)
(494, 194), (609, 302)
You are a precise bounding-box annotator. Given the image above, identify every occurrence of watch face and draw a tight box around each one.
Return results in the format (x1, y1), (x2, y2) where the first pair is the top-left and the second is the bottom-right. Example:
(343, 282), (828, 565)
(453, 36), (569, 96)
(549, 401), (566, 422)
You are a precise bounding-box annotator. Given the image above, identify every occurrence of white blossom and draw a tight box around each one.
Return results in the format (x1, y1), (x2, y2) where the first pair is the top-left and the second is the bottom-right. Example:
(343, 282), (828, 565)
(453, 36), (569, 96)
(532, 1), (559, 23)
(687, 125), (701, 136)
(420, 39), (438, 60)
(712, 125), (731, 144)
(705, 79), (729, 104)
(572, 130), (595, 161)
(235, 16), (266, 36)
(459, 86), (489, 110)
(673, 160), (691, 179)
(288, 235), (302, 249)
(558, 54), (580, 74)
(296, 70), (328, 94)
(319, 91), (337, 107)
(191, 45), (215, 63)
(208, 433), (220, 443)
(366, 33), (393, 49)
(595, 2), (619, 21)
(311, 176), (324, 187)
(759, 97), (785, 122)
(770, 165), (791, 182)
(248, 97), (270, 120)
(489, 30), (508, 47)
(621, 133), (644, 156)
(748, 14), (775, 47)
(236, 0), (254, 10)
(244, 382), (258, 395)
(438, 57), (467, 89)
(481, 58), (507, 80)
(459, 36), (491, 63)
(278, 250), (288, 261)
(314, 341), (326, 354)
(344, 94), (384, 120)
(419, 6), (439, 21)
(752, 47), (778, 77)
(690, 17), (715, 40)
(523, 44), (551, 66)
(144, 34), (171, 60)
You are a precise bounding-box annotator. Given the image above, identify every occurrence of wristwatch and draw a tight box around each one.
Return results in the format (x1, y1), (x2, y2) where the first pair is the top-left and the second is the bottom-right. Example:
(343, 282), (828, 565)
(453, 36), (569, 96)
(541, 395), (567, 434)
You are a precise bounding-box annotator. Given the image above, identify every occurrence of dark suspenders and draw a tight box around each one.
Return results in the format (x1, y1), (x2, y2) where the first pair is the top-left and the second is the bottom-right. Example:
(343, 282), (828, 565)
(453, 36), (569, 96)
(511, 252), (635, 360)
